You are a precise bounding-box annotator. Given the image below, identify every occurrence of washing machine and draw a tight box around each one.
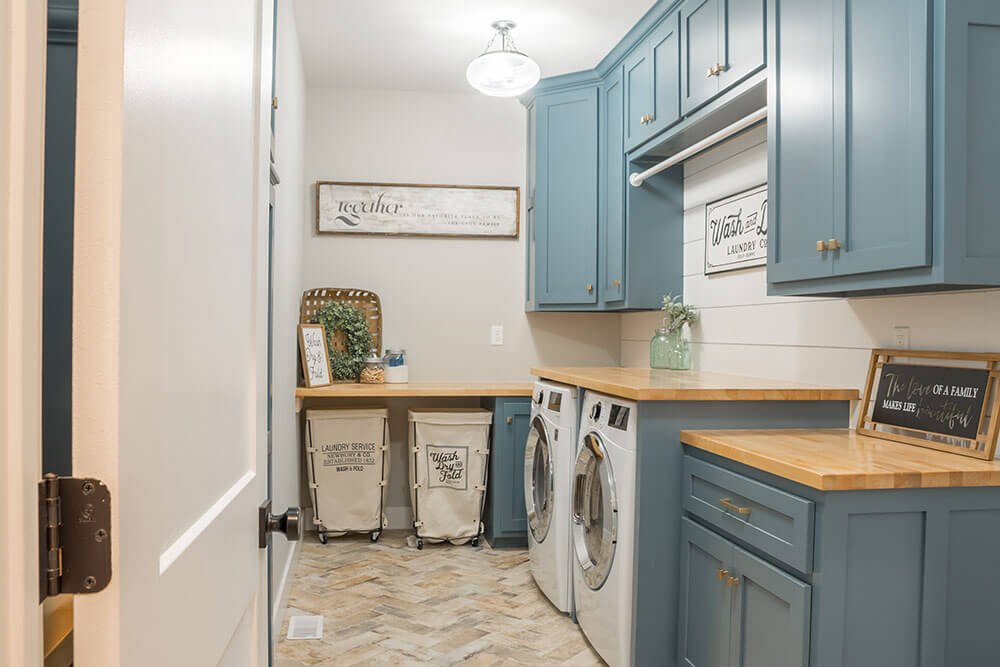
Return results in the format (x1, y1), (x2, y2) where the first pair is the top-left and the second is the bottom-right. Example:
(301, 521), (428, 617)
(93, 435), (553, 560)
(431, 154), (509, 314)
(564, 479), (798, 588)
(572, 390), (637, 667)
(524, 379), (579, 613)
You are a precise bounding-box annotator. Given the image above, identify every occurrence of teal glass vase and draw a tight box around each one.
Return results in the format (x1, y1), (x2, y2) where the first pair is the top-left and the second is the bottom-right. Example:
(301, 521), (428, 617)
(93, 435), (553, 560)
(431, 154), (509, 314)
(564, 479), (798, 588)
(650, 326), (690, 370)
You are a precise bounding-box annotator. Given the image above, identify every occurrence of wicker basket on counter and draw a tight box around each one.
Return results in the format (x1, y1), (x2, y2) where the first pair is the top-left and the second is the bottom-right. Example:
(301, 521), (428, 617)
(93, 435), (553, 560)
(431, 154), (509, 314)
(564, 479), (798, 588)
(299, 288), (383, 363)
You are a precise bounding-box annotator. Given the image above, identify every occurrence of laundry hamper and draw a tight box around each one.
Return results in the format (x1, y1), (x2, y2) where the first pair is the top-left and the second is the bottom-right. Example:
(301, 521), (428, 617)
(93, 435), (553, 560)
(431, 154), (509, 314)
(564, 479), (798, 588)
(305, 408), (389, 544)
(408, 408), (493, 549)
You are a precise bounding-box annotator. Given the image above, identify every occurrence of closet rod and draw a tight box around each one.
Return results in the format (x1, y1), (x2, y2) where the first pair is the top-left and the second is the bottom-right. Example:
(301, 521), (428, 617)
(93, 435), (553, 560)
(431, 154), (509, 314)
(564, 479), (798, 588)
(628, 106), (767, 187)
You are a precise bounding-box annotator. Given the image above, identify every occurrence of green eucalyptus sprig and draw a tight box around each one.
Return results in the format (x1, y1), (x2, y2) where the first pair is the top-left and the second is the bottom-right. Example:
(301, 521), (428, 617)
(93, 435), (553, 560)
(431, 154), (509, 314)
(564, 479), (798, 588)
(661, 294), (698, 333)
(312, 301), (373, 380)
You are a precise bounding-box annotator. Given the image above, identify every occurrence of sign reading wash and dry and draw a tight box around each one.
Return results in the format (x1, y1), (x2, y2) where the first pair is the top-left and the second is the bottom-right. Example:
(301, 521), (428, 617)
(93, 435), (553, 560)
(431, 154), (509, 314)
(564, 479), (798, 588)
(704, 184), (768, 275)
(316, 181), (520, 238)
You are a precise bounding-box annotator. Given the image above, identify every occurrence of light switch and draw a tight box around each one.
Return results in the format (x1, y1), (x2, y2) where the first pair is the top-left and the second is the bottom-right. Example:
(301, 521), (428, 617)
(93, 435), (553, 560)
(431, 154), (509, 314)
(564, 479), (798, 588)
(491, 325), (504, 346)
(893, 326), (910, 349)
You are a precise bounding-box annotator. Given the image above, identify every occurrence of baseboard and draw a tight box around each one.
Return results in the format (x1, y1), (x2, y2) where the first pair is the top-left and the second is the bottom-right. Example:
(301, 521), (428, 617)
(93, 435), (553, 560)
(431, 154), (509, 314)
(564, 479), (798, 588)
(386, 505), (413, 530)
(271, 538), (301, 631)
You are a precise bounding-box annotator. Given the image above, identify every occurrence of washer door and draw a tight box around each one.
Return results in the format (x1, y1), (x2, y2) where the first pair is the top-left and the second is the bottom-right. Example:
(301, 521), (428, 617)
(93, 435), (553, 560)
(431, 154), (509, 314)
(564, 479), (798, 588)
(524, 415), (554, 543)
(572, 432), (618, 591)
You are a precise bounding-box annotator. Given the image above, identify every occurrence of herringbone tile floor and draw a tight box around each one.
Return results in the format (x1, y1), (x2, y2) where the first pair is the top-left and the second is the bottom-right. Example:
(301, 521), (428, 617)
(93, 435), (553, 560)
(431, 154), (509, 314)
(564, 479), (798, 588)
(276, 531), (605, 666)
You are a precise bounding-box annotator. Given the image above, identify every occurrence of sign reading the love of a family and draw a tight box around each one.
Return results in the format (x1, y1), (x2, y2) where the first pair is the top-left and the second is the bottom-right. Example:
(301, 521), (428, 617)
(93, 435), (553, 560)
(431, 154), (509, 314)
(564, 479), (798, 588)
(871, 363), (990, 440)
(426, 445), (468, 490)
(316, 181), (519, 238)
(704, 184), (768, 275)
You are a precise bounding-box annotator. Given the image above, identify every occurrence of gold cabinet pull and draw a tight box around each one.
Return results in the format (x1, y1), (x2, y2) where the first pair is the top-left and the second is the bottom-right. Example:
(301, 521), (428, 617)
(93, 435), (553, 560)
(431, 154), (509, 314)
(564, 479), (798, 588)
(506, 416), (512, 424)
(827, 238), (842, 250)
(707, 65), (716, 77)
(647, 113), (654, 122)
(719, 497), (752, 516)
(726, 575), (740, 587)
(272, 96), (278, 109)
(586, 283), (593, 291)
(816, 240), (828, 252)
(716, 568), (729, 580)
(613, 280), (621, 287)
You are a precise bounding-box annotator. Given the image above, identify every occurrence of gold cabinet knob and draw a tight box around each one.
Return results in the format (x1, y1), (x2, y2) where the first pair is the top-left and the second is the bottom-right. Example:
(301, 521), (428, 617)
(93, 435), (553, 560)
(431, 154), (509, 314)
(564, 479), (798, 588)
(828, 238), (842, 250)
(707, 66), (715, 77)
(586, 283), (594, 291)
(639, 114), (647, 124)
(716, 568), (729, 580)
(272, 96), (278, 109)
(506, 416), (512, 424)
(726, 575), (740, 587)
(613, 280), (621, 287)
(816, 240), (828, 252)
(647, 113), (654, 123)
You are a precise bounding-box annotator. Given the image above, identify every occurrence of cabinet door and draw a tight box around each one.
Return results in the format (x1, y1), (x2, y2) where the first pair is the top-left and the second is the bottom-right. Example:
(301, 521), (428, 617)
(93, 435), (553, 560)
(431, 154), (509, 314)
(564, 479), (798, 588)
(602, 67), (626, 304)
(718, 0), (766, 91)
(681, 0), (721, 115)
(624, 47), (652, 151)
(527, 103), (536, 211)
(730, 546), (811, 667)
(499, 400), (531, 535)
(766, 0), (836, 283)
(832, 0), (930, 277)
(534, 87), (599, 305)
(679, 518), (734, 667)
(648, 11), (682, 137)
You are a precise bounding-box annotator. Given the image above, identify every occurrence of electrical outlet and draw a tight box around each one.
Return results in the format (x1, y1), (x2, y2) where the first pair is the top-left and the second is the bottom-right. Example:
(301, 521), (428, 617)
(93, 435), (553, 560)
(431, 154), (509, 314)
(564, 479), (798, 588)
(491, 325), (504, 346)
(893, 326), (910, 349)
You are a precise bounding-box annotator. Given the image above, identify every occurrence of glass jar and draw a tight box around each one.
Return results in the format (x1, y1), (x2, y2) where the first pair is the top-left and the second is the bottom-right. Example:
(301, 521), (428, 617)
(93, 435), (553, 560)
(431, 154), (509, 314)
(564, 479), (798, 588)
(359, 355), (385, 384)
(383, 349), (408, 383)
(650, 321), (691, 370)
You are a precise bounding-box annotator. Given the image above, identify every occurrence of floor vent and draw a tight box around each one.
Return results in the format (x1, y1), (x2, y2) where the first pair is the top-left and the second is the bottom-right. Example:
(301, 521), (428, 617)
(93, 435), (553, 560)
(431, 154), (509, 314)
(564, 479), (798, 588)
(286, 615), (324, 640)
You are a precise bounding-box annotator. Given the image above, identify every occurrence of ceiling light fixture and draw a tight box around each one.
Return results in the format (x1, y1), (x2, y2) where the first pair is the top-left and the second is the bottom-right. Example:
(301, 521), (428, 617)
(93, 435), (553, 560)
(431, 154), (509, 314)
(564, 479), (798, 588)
(466, 20), (541, 97)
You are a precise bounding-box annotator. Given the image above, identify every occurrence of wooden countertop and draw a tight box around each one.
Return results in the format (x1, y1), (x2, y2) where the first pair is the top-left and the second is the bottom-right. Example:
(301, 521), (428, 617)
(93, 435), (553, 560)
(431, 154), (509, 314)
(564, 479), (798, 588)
(680, 428), (1000, 490)
(530, 367), (859, 402)
(295, 381), (533, 411)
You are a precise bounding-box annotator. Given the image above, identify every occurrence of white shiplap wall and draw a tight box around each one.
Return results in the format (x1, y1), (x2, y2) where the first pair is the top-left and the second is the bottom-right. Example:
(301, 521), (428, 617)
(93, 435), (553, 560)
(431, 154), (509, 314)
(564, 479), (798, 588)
(621, 124), (1000, 399)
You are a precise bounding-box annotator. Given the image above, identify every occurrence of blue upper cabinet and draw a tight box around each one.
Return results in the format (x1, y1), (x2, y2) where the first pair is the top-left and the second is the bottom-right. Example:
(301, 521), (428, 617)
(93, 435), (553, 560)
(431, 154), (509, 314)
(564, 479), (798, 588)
(625, 10), (681, 152)
(768, 0), (1000, 296)
(601, 67), (627, 305)
(681, 0), (765, 116)
(532, 87), (599, 307)
(624, 46), (652, 152)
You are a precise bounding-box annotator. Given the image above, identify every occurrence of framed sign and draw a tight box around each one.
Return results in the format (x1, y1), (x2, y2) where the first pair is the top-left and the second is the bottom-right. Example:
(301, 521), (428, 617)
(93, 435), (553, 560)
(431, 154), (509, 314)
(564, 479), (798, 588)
(704, 184), (768, 275)
(316, 181), (519, 238)
(858, 349), (1000, 460)
(298, 324), (331, 388)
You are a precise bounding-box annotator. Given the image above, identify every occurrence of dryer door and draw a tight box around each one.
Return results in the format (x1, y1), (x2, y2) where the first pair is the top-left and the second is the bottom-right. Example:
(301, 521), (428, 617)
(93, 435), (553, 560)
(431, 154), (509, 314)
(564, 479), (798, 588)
(524, 415), (555, 542)
(572, 432), (618, 590)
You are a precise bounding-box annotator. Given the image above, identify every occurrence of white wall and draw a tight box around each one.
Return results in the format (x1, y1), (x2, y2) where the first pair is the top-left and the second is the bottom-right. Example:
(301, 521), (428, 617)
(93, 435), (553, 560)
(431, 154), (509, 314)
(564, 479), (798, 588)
(302, 87), (620, 526)
(621, 124), (1000, 404)
(270, 0), (307, 626)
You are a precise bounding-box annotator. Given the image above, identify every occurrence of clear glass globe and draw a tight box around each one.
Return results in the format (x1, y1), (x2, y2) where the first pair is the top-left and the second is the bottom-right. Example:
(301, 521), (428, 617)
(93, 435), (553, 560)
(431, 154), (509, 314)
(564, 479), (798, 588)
(466, 50), (541, 97)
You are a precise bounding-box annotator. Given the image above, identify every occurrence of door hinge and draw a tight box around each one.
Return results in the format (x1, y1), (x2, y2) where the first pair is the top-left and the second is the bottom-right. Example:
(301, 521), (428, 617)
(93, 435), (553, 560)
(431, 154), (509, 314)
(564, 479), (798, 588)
(38, 474), (112, 602)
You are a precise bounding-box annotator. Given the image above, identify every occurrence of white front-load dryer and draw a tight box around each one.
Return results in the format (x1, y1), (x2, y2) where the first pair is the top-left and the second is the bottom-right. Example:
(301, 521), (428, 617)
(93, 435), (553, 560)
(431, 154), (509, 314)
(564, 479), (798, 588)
(572, 391), (637, 667)
(524, 379), (578, 613)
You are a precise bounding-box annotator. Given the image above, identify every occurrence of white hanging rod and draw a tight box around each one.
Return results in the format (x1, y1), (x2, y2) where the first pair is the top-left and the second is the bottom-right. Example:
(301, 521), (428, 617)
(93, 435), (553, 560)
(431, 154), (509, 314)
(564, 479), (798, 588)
(628, 106), (767, 187)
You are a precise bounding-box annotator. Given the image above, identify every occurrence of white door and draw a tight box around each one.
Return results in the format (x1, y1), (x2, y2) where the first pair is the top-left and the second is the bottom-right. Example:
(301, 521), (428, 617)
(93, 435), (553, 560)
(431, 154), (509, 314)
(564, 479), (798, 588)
(69, 0), (280, 664)
(1, 1), (47, 664)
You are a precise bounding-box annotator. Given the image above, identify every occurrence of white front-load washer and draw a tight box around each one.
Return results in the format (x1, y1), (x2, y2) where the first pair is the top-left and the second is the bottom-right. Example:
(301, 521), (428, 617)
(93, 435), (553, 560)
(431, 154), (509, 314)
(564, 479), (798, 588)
(572, 390), (637, 667)
(524, 379), (578, 613)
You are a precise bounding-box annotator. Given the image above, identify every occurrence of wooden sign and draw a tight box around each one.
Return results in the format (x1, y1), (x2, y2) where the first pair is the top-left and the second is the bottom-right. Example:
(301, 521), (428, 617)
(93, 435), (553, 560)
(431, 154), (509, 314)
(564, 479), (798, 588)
(298, 324), (331, 388)
(316, 181), (519, 238)
(858, 350), (1000, 460)
(704, 184), (768, 275)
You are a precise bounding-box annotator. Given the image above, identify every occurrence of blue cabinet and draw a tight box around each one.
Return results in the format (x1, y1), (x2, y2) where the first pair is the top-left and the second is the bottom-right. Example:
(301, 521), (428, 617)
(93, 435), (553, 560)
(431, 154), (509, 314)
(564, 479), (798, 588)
(624, 10), (681, 152)
(623, 45), (652, 152)
(532, 87), (599, 307)
(601, 67), (626, 305)
(679, 518), (734, 667)
(768, 0), (1000, 296)
(482, 397), (531, 548)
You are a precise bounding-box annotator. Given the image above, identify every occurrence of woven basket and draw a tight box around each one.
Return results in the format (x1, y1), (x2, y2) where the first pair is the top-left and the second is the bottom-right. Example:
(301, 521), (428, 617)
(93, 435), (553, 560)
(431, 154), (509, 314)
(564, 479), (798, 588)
(300, 288), (382, 373)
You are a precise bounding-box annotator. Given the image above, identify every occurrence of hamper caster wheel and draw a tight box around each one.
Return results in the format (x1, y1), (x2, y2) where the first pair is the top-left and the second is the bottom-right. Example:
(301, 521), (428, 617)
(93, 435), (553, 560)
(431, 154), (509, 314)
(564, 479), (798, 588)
(416, 538), (424, 550)
(318, 532), (328, 545)
(370, 531), (380, 543)
(471, 537), (479, 547)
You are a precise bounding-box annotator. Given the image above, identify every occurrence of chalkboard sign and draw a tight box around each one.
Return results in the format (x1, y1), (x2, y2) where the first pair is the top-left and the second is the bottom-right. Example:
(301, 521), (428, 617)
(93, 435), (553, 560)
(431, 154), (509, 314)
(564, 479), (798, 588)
(871, 363), (990, 440)
(298, 324), (332, 388)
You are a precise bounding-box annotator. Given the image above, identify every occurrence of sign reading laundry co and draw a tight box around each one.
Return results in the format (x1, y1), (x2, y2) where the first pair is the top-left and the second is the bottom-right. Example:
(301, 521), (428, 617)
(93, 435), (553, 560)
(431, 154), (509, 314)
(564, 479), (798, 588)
(704, 184), (768, 275)
(316, 181), (520, 238)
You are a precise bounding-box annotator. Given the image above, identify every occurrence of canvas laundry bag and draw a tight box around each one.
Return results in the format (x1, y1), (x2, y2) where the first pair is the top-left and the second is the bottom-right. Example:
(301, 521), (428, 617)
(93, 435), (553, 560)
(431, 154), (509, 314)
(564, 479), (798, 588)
(305, 408), (389, 537)
(408, 408), (493, 544)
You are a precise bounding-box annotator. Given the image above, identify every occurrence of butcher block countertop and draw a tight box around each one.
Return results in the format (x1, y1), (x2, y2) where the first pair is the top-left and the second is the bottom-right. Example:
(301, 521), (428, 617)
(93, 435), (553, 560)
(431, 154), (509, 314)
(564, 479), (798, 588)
(530, 367), (859, 402)
(295, 381), (532, 411)
(680, 428), (1000, 490)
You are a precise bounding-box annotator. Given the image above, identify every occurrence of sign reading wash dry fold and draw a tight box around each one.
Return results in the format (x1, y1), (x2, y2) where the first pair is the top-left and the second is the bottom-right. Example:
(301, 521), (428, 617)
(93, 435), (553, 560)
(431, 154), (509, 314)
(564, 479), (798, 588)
(704, 184), (768, 275)
(316, 181), (520, 238)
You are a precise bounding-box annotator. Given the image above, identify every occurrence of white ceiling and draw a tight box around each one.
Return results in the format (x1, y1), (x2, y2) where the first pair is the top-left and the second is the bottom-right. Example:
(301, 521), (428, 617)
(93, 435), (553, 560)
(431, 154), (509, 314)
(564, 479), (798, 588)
(292, 0), (658, 92)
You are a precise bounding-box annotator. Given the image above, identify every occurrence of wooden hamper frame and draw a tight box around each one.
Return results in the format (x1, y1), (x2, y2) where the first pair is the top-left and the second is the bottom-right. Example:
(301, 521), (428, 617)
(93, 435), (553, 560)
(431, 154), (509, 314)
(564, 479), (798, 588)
(857, 349), (1000, 460)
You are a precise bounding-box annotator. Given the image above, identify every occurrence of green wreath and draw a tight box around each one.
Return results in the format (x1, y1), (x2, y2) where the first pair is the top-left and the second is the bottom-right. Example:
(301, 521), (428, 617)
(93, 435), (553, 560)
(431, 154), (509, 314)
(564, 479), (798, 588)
(312, 301), (373, 380)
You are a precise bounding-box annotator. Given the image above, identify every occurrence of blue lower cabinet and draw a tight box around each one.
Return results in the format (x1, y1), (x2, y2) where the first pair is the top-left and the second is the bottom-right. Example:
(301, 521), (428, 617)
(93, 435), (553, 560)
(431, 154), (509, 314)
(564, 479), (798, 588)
(482, 397), (531, 548)
(679, 519), (735, 667)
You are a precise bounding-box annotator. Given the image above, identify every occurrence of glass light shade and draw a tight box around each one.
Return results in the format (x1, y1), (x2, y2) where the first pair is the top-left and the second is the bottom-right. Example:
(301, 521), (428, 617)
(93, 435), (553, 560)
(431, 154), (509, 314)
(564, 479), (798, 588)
(466, 50), (541, 97)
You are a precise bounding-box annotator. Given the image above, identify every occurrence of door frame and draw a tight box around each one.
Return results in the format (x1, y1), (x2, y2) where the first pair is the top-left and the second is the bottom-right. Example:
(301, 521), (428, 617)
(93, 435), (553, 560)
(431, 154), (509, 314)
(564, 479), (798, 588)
(1, 0), (48, 664)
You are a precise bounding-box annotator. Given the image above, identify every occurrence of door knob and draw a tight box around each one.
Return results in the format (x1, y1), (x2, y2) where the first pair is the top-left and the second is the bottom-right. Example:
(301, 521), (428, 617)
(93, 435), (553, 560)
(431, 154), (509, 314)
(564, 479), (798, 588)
(726, 575), (740, 587)
(707, 66), (716, 77)
(816, 240), (828, 252)
(506, 416), (513, 424)
(586, 283), (593, 291)
(827, 238), (842, 250)
(258, 500), (301, 548)
(716, 568), (729, 580)
(613, 280), (621, 287)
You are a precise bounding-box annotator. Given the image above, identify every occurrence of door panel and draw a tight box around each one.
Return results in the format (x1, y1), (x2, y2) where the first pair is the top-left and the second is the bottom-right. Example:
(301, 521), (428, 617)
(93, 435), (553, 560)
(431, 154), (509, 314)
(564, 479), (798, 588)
(573, 434), (618, 591)
(534, 87), (599, 305)
(679, 518), (733, 667)
(524, 417), (553, 541)
(719, 0), (766, 90)
(624, 48), (652, 151)
(649, 11), (682, 136)
(681, 0), (721, 115)
(766, 0), (836, 283)
(833, 0), (930, 276)
(730, 546), (811, 667)
(505, 402), (531, 534)
(602, 68), (626, 303)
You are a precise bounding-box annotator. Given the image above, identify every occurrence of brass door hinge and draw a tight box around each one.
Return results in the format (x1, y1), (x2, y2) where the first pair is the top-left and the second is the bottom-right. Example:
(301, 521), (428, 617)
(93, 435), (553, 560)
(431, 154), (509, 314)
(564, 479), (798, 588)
(38, 474), (112, 602)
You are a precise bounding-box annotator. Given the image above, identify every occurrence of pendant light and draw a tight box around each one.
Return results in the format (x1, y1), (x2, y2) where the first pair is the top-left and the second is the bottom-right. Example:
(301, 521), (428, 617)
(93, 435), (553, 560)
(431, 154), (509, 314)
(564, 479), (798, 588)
(466, 20), (541, 97)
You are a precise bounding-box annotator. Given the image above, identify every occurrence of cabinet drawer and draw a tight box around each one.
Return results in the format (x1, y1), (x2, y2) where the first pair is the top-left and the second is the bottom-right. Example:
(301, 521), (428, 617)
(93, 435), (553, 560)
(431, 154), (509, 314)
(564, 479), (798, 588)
(683, 456), (814, 572)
